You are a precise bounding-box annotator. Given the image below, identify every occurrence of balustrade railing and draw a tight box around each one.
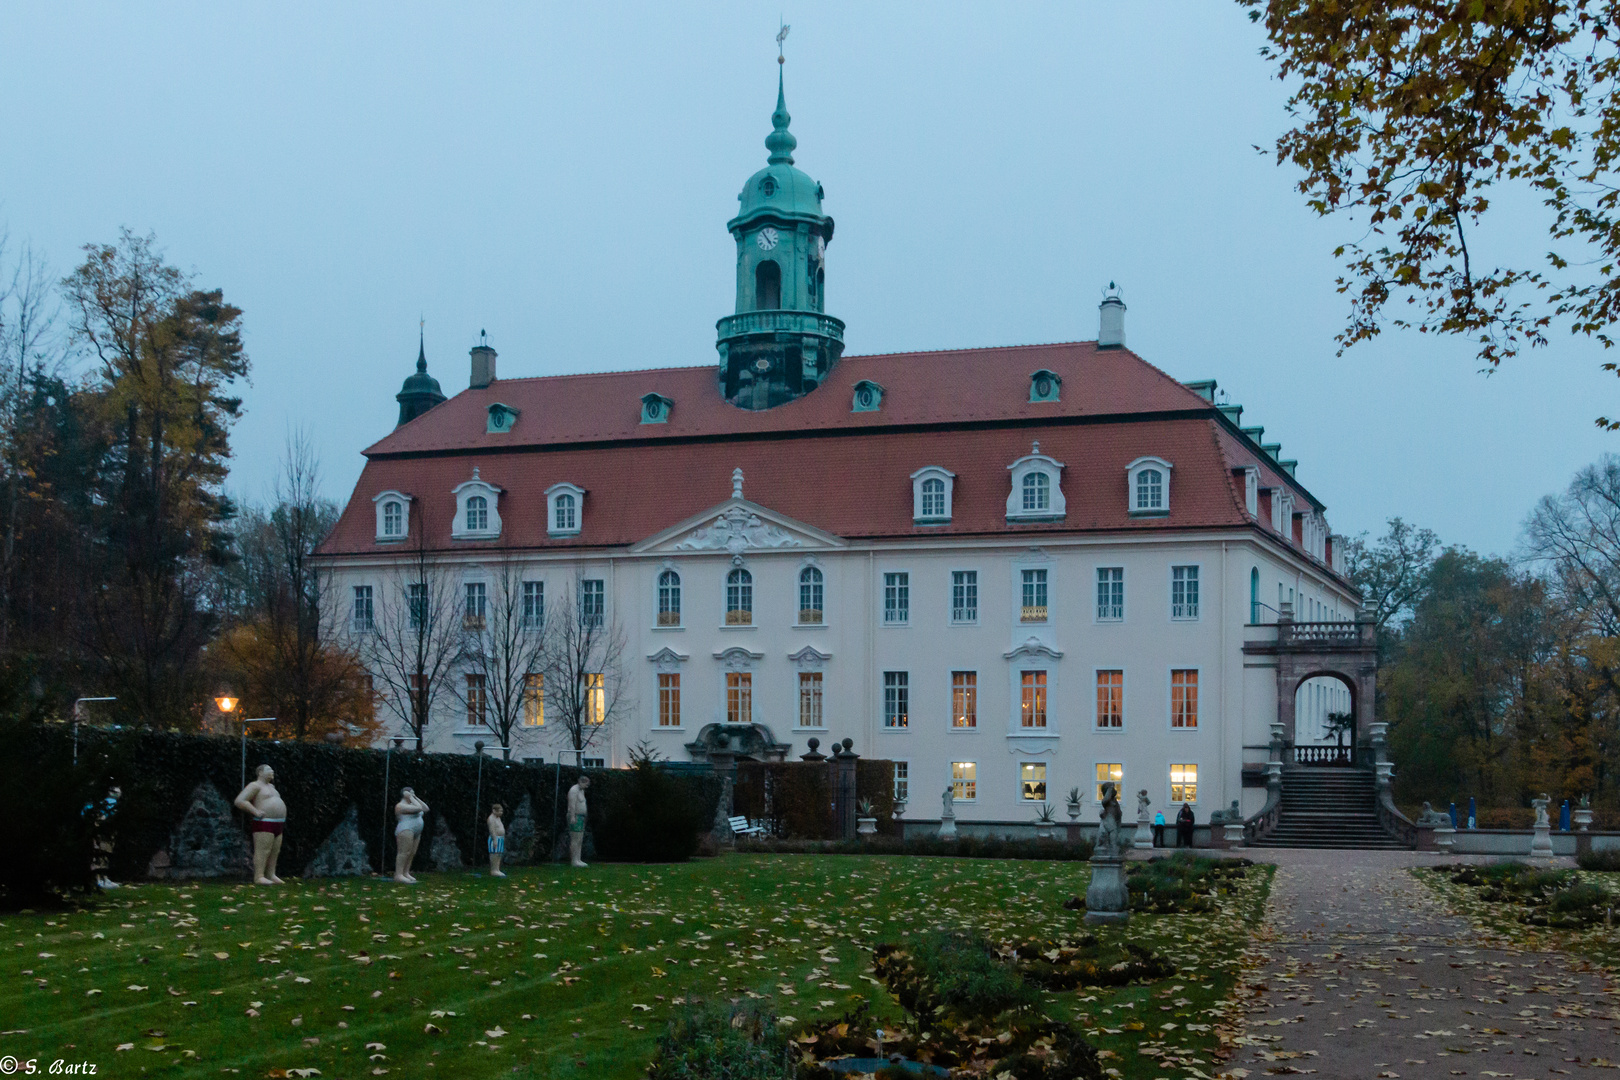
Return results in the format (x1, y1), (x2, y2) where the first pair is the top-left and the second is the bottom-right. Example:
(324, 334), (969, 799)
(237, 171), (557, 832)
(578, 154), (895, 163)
(1280, 621), (1364, 644)
(1289, 743), (1357, 767)
(716, 310), (846, 341)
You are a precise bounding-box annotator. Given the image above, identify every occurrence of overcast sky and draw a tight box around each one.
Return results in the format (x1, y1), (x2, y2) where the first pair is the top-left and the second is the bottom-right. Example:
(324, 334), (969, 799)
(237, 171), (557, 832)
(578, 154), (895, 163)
(2, 3), (1610, 557)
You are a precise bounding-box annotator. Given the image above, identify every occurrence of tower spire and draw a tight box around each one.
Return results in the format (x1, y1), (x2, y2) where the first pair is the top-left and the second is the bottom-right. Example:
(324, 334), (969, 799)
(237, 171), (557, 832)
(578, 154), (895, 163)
(417, 318), (428, 373)
(767, 23), (795, 165)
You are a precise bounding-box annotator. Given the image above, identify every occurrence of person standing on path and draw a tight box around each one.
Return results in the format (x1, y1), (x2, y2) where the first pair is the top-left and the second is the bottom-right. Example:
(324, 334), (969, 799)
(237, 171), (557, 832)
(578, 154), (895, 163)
(566, 775), (590, 868)
(487, 802), (507, 877)
(1175, 802), (1195, 848)
(1152, 810), (1166, 847)
(234, 765), (287, 885)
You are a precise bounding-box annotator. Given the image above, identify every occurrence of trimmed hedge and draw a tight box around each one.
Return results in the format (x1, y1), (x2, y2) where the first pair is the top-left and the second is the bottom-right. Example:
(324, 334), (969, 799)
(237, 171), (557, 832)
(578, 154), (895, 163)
(35, 725), (724, 878)
(737, 834), (1095, 861)
(0, 721), (116, 908)
(732, 759), (898, 840)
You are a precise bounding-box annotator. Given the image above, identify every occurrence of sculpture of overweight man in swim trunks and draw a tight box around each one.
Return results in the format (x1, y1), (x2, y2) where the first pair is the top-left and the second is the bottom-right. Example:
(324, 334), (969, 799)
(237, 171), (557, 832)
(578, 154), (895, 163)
(233, 764), (287, 885)
(566, 775), (590, 868)
(394, 787), (429, 883)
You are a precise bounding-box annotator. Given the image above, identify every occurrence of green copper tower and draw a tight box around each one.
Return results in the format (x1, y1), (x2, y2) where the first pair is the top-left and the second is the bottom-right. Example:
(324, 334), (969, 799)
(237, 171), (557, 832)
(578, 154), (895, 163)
(716, 57), (844, 410)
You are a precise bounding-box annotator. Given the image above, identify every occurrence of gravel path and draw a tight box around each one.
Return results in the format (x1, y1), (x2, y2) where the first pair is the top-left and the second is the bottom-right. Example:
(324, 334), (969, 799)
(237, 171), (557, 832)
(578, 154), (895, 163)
(1224, 849), (1620, 1079)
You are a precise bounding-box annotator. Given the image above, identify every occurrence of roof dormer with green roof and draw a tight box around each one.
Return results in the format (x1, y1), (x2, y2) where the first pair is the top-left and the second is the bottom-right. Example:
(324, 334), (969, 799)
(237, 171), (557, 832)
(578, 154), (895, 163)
(716, 54), (845, 411)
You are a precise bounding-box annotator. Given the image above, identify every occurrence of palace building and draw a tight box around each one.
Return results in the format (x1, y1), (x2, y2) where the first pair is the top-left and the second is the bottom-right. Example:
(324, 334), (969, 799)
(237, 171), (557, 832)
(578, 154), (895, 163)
(317, 64), (1364, 827)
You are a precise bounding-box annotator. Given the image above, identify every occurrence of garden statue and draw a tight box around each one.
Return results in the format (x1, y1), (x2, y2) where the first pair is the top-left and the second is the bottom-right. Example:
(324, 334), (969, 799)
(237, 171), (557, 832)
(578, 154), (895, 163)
(1085, 782), (1130, 924)
(393, 787), (429, 882)
(1135, 788), (1154, 850)
(233, 765), (287, 886)
(1529, 791), (1555, 861)
(938, 786), (958, 840)
(487, 802), (507, 877)
(566, 775), (591, 868)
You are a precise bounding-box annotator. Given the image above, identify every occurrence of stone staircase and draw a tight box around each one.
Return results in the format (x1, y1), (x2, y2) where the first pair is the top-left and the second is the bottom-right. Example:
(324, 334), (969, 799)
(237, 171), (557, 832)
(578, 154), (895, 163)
(1251, 767), (1410, 850)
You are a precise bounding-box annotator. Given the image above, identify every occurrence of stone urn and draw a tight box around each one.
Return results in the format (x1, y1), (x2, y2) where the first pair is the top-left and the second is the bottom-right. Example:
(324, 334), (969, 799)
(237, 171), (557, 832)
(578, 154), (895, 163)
(1065, 787), (1083, 822)
(892, 798), (907, 820)
(856, 798), (878, 837)
(1574, 796), (1593, 832)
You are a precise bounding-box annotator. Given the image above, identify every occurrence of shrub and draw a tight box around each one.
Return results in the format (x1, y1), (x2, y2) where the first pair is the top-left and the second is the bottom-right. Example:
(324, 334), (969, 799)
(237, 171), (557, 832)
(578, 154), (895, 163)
(877, 931), (1039, 1024)
(737, 833), (1094, 861)
(1578, 849), (1620, 872)
(1123, 853), (1252, 914)
(594, 758), (708, 862)
(0, 721), (115, 909)
(1001, 936), (1175, 989)
(646, 1001), (796, 1080)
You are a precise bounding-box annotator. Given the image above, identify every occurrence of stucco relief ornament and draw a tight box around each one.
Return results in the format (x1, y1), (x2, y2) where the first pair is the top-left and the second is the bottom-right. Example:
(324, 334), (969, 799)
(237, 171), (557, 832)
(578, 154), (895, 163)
(671, 470), (802, 555)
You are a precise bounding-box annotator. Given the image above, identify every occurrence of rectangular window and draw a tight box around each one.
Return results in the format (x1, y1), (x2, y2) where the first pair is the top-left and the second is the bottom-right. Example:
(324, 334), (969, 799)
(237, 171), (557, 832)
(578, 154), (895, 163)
(464, 582), (486, 628)
(1171, 565), (1199, 619)
(465, 673), (487, 727)
(1096, 567), (1124, 621)
(383, 500), (403, 537)
(1171, 763), (1198, 803)
(407, 582), (428, 629)
(658, 673), (681, 727)
(522, 672), (544, 726)
(951, 671), (977, 728)
(585, 672), (605, 725)
(1020, 670), (1048, 728)
(893, 761), (909, 804)
(1095, 762), (1123, 804)
(883, 572), (909, 625)
(1020, 762), (1047, 801)
(352, 585), (373, 632)
(798, 671), (824, 728)
(798, 570), (824, 624)
(581, 757), (605, 769)
(1096, 670), (1123, 728)
(1171, 669), (1199, 729)
(657, 573), (681, 627)
(522, 581), (545, 629)
(951, 570), (978, 624)
(883, 670), (909, 727)
(951, 761), (977, 801)
(726, 672), (751, 724)
(1020, 568), (1048, 622)
(581, 579), (605, 628)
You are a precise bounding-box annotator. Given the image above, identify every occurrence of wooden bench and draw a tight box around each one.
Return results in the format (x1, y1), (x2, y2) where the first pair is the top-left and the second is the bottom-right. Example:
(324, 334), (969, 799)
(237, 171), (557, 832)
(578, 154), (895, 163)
(727, 815), (765, 837)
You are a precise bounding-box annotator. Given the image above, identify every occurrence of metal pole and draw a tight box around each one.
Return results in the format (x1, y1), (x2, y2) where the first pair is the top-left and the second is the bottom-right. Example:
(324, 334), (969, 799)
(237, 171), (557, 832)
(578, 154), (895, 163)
(473, 741), (485, 862)
(71, 697), (116, 766)
(382, 741), (393, 877)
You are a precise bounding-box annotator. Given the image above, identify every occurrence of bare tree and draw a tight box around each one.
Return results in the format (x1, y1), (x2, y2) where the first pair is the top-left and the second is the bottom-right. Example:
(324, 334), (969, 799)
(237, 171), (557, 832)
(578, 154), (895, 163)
(1524, 454), (1620, 637)
(541, 577), (631, 758)
(354, 531), (463, 744)
(1342, 517), (1441, 633)
(452, 552), (548, 758)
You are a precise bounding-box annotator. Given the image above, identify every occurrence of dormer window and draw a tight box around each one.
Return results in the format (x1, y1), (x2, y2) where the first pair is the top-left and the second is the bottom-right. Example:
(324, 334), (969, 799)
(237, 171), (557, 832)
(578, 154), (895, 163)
(1029, 369), (1062, 403)
(486, 403), (519, 434)
(372, 490), (412, 542)
(640, 393), (673, 424)
(909, 466), (955, 524)
(1239, 466), (1260, 517)
(546, 482), (585, 538)
(1126, 456), (1173, 517)
(1005, 444), (1067, 522)
(852, 380), (884, 412)
(451, 470), (503, 540)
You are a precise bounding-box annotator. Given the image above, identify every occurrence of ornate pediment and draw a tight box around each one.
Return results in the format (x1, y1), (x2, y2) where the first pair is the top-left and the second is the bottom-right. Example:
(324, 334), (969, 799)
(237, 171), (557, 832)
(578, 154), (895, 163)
(646, 647), (688, 671)
(1003, 637), (1064, 661)
(714, 646), (765, 671)
(787, 645), (832, 669)
(633, 498), (847, 557)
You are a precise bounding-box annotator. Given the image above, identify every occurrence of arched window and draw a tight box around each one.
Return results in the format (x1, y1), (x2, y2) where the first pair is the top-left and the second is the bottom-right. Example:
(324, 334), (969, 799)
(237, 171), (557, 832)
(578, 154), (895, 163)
(554, 493), (576, 532)
(754, 260), (781, 310)
(726, 568), (753, 625)
(1021, 471), (1050, 512)
(1135, 468), (1164, 511)
(466, 495), (488, 532)
(921, 478), (945, 518)
(657, 570), (681, 627)
(1250, 567), (1260, 623)
(382, 500), (403, 537)
(799, 566), (824, 625)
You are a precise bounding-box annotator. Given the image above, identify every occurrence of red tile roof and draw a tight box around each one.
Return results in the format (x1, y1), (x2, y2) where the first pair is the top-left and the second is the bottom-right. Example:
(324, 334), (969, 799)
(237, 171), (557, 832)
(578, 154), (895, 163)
(319, 341), (1340, 580)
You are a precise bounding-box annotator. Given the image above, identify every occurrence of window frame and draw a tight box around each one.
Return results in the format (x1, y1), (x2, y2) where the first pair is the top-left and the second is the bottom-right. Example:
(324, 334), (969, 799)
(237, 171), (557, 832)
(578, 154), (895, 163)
(797, 671), (824, 730)
(797, 565), (825, 626)
(1019, 669), (1048, 729)
(951, 761), (977, 802)
(950, 570), (979, 625)
(909, 466), (956, 524)
(725, 671), (752, 724)
(1170, 563), (1200, 621)
(1169, 762), (1199, 805)
(1005, 449), (1067, 522)
(465, 673), (488, 728)
(522, 580), (545, 630)
(1095, 566), (1125, 622)
(1170, 668), (1199, 730)
(372, 490), (412, 542)
(892, 760), (910, 804)
(657, 672), (681, 728)
(1094, 762), (1124, 805)
(463, 580), (487, 629)
(450, 475), (503, 540)
(1125, 456), (1173, 517)
(657, 568), (682, 628)
(545, 482), (586, 538)
(522, 672), (544, 726)
(882, 670), (910, 729)
(882, 571), (910, 626)
(1020, 567), (1048, 623)
(580, 578), (606, 628)
(951, 670), (978, 729)
(1020, 761), (1048, 801)
(725, 567), (754, 626)
(1095, 668), (1125, 730)
(352, 585), (374, 633)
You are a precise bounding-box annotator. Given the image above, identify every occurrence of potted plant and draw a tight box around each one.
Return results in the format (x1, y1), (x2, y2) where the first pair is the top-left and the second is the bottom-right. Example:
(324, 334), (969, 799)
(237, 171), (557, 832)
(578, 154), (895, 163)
(1065, 786), (1083, 821)
(1574, 793), (1594, 832)
(856, 798), (878, 837)
(1034, 803), (1057, 840)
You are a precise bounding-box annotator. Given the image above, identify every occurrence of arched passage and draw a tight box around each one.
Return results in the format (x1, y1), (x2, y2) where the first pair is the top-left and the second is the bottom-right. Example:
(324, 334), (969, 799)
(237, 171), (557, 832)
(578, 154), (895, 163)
(1242, 613), (1378, 764)
(754, 259), (781, 310)
(1293, 671), (1357, 746)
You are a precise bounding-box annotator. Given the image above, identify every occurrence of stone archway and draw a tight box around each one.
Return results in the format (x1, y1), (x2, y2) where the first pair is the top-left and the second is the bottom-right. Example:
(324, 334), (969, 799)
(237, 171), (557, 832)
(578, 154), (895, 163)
(1244, 609), (1378, 765)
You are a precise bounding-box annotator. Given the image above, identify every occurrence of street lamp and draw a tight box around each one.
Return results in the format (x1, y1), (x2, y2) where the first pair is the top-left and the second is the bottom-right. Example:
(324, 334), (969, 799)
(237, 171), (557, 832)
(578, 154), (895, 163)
(217, 698), (277, 789)
(72, 696), (116, 764)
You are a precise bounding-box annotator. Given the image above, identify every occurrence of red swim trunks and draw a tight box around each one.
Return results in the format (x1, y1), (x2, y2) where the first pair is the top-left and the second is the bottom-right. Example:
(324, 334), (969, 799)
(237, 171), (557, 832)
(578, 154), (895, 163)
(250, 818), (285, 836)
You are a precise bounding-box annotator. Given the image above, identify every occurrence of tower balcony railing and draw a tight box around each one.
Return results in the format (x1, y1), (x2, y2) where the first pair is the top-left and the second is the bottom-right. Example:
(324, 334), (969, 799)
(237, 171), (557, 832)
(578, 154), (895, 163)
(716, 310), (846, 343)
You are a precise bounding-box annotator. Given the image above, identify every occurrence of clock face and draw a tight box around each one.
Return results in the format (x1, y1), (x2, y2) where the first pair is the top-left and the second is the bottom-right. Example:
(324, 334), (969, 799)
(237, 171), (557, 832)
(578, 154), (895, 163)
(756, 227), (779, 251)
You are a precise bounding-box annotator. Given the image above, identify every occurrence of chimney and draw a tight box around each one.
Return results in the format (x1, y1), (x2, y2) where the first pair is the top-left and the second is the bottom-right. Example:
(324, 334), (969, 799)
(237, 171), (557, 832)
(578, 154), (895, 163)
(469, 329), (497, 389)
(1097, 283), (1126, 348)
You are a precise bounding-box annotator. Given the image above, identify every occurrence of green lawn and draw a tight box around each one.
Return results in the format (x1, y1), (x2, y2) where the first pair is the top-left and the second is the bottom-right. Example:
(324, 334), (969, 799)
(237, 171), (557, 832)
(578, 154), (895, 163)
(0, 855), (1273, 1079)
(1414, 866), (1620, 968)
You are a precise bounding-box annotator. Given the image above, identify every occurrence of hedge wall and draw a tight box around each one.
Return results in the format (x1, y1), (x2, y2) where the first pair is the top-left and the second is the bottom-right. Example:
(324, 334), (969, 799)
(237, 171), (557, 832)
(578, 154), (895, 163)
(733, 759), (897, 839)
(47, 726), (724, 878)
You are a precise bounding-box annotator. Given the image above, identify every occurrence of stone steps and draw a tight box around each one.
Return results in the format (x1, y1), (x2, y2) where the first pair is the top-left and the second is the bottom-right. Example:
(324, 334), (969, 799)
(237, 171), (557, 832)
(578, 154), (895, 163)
(1250, 767), (1412, 850)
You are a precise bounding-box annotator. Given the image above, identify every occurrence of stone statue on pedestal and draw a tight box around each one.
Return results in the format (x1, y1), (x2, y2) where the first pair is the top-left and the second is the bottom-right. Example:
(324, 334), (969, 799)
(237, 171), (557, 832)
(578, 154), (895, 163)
(1085, 782), (1130, 924)
(938, 786), (958, 840)
(1529, 792), (1555, 860)
(1094, 783), (1124, 857)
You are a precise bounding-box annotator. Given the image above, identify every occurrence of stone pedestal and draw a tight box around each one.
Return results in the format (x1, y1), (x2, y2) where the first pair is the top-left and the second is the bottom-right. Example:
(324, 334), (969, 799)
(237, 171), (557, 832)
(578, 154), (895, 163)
(1084, 855), (1131, 925)
(1529, 821), (1555, 860)
(938, 805), (957, 841)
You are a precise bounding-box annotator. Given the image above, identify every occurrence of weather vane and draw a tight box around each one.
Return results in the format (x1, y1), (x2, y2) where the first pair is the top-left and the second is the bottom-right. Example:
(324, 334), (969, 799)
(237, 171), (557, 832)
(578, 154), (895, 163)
(777, 20), (790, 64)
